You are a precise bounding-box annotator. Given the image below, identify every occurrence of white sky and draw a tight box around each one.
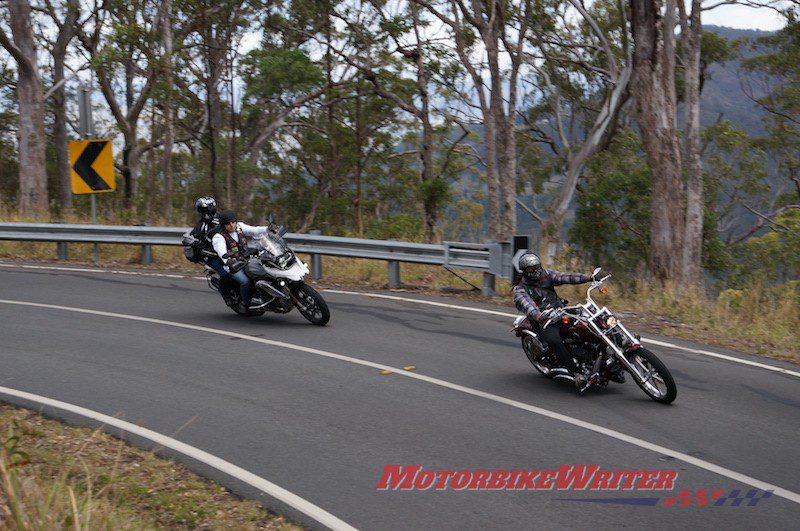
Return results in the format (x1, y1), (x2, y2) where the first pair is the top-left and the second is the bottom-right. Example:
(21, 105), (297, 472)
(699, 4), (787, 31)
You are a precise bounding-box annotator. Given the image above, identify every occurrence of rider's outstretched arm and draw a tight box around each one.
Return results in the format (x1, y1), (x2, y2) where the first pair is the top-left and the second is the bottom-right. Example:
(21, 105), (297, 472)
(237, 222), (271, 238)
(548, 271), (591, 286)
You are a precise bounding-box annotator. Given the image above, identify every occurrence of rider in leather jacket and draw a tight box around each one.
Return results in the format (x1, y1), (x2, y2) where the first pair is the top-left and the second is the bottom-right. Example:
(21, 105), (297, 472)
(190, 196), (234, 305)
(513, 252), (592, 388)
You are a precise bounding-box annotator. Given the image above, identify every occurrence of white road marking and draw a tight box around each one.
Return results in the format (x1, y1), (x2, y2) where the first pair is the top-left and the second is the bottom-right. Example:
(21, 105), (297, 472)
(0, 383), (356, 531)
(2, 298), (799, 506)
(2, 262), (798, 378)
(325, 289), (800, 380)
(0, 262), (187, 278)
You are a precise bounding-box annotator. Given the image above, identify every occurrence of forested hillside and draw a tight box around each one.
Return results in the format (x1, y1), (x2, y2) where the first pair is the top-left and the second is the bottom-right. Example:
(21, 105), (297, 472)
(0, 1), (797, 289)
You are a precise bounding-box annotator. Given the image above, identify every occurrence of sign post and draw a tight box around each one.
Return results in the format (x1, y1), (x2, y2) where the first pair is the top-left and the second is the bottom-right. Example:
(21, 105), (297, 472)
(72, 85), (115, 264)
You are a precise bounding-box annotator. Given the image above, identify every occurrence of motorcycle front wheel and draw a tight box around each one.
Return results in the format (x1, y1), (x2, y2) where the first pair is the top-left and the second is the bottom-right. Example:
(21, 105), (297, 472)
(290, 283), (330, 326)
(626, 348), (677, 404)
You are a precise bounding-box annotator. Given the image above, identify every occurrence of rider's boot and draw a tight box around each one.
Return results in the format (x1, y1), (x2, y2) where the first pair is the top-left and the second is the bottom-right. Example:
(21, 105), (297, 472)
(248, 296), (265, 309)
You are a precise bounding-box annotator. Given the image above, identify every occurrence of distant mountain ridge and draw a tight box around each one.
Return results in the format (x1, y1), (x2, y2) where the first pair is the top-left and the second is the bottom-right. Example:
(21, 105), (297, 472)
(699, 25), (775, 134)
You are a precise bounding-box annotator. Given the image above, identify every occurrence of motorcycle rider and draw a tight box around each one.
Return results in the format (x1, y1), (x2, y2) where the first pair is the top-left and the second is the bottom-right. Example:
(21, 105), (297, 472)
(211, 209), (276, 309)
(513, 252), (593, 389)
(190, 196), (234, 305)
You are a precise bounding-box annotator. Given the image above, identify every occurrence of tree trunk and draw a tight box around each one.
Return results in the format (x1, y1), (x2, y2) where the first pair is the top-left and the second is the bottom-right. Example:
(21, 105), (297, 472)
(146, 104), (156, 222)
(2, 0), (48, 217)
(484, 30), (503, 241)
(51, 0), (77, 216)
(680, 0), (704, 284)
(354, 82), (364, 236)
(630, 0), (684, 282)
(162, 0), (175, 223)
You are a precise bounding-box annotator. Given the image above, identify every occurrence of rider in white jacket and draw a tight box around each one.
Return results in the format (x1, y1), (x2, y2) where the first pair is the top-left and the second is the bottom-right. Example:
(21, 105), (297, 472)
(212, 210), (273, 308)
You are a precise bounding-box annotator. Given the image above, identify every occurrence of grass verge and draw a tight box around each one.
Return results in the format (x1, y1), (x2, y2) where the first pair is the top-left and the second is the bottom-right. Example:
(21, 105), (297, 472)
(0, 404), (300, 530)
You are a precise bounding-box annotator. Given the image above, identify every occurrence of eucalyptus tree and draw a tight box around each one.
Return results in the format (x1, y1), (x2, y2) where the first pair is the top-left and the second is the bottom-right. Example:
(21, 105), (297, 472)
(76, 0), (164, 211)
(519, 0), (633, 263)
(629, 0), (684, 282)
(407, 0), (534, 240)
(332, 0), (475, 241)
(40, 0), (80, 216)
(0, 0), (48, 216)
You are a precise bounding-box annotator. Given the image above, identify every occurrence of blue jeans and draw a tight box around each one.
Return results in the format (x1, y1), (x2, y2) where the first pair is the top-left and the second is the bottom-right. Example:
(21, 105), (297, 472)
(206, 257), (233, 301)
(230, 269), (252, 306)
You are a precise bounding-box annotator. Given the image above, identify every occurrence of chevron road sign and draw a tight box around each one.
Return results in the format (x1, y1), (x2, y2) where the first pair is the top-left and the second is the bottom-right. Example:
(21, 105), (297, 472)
(69, 139), (115, 194)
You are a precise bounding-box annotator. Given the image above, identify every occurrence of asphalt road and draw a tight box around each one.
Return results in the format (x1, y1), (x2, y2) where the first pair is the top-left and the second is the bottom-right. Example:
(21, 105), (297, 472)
(1, 264), (799, 529)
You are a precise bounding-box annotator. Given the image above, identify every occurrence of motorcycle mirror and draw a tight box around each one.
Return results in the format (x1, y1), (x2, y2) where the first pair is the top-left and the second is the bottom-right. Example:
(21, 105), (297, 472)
(268, 214), (275, 224)
(592, 267), (602, 277)
(277, 225), (287, 237)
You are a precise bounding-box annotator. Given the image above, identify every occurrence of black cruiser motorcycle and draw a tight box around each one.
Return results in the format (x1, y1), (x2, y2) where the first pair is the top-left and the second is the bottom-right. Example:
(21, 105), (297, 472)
(512, 268), (676, 404)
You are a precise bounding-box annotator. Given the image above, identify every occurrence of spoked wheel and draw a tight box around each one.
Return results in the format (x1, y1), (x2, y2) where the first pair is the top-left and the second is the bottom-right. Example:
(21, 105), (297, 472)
(521, 333), (556, 378)
(290, 283), (330, 326)
(626, 348), (677, 404)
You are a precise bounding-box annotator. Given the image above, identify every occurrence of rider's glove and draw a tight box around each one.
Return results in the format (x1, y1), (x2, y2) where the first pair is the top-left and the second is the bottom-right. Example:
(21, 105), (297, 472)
(225, 258), (238, 268)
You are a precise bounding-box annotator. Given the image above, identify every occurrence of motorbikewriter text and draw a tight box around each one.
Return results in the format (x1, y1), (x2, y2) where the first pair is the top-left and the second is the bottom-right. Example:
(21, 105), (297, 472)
(376, 464), (677, 491)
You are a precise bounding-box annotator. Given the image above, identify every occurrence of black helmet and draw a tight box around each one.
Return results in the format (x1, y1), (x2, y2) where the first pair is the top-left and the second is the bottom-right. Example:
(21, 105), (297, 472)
(219, 210), (237, 225)
(519, 252), (543, 278)
(195, 196), (216, 218)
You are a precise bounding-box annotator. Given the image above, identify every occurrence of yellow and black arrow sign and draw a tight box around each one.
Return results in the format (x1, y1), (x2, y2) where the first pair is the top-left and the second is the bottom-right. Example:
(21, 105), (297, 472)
(69, 139), (115, 194)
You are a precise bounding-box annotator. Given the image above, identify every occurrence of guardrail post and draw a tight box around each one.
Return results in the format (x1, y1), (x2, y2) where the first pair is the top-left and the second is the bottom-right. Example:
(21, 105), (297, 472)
(482, 272), (496, 297)
(137, 224), (152, 265)
(482, 239), (499, 297)
(54, 222), (68, 260)
(309, 230), (322, 280)
(387, 239), (401, 288)
(57, 242), (68, 260)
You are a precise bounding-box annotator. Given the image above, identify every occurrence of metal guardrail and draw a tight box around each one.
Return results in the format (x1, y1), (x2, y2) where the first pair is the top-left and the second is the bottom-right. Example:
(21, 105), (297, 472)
(0, 222), (510, 296)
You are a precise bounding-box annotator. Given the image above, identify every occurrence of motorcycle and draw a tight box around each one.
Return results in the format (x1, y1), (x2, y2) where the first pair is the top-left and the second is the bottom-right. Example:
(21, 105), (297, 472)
(512, 268), (676, 404)
(183, 226), (330, 326)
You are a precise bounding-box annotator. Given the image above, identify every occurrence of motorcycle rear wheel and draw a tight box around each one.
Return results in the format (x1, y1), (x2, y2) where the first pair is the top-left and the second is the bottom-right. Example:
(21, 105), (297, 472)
(521, 333), (555, 378)
(626, 348), (677, 404)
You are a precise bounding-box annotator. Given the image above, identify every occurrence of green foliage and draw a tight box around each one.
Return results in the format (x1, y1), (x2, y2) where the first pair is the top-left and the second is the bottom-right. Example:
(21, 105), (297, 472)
(365, 214), (425, 241)
(739, 210), (800, 283)
(568, 130), (650, 277)
(241, 49), (324, 100)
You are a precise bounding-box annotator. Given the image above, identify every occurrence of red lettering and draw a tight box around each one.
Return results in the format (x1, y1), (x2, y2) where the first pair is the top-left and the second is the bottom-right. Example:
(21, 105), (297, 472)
(414, 470), (436, 490)
(653, 470), (678, 490)
(434, 470), (456, 490)
(555, 465), (599, 490)
(487, 470), (511, 490)
(620, 471), (645, 490)
(513, 470), (539, 490)
(376, 464), (421, 490)
(588, 470), (612, 490)
(452, 471), (472, 490)
(468, 470), (491, 490)
(535, 470), (556, 490)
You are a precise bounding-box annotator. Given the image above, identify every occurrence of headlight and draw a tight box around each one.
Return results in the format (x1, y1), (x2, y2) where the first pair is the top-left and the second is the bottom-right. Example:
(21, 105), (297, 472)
(605, 316), (618, 328)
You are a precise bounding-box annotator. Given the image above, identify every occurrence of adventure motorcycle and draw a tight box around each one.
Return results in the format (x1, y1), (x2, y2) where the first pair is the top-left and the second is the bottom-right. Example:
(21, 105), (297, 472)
(511, 268), (676, 404)
(182, 226), (330, 326)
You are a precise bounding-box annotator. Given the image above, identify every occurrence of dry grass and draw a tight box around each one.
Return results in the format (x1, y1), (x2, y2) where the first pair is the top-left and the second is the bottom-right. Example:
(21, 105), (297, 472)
(540, 279), (800, 364)
(0, 404), (301, 530)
